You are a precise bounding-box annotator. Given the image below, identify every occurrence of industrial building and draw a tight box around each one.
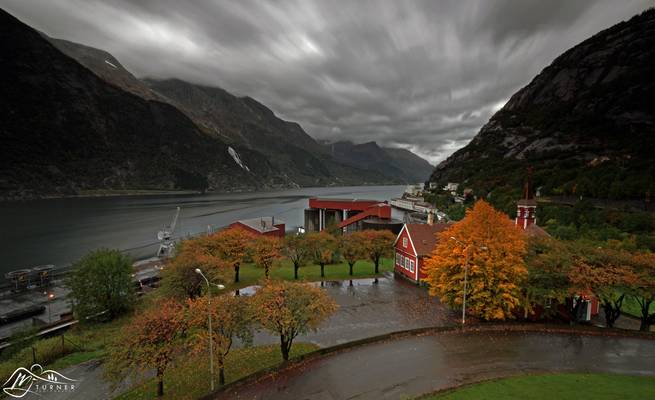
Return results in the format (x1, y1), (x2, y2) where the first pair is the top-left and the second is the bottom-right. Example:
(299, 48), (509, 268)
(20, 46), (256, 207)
(304, 198), (403, 234)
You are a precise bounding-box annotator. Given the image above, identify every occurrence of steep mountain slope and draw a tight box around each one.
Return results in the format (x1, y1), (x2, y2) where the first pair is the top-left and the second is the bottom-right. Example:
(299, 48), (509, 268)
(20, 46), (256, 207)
(46, 35), (394, 187)
(326, 141), (433, 183)
(144, 79), (362, 186)
(46, 36), (160, 101)
(382, 147), (434, 183)
(0, 9), (275, 199)
(429, 9), (655, 200)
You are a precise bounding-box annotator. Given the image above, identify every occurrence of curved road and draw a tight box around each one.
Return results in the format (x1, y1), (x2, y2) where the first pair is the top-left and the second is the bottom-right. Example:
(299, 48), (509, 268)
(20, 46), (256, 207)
(218, 332), (655, 400)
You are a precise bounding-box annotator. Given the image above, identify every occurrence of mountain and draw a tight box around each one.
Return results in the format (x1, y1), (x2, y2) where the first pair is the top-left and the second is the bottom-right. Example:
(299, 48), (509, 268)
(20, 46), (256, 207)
(429, 9), (655, 200)
(45, 35), (397, 188)
(326, 141), (434, 183)
(143, 79), (378, 187)
(0, 9), (275, 199)
(382, 147), (434, 183)
(46, 36), (160, 101)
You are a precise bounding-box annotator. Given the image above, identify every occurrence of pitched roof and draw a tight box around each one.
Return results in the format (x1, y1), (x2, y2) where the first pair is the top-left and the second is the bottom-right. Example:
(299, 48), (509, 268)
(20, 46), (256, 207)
(236, 217), (284, 233)
(522, 223), (550, 238)
(404, 223), (451, 257)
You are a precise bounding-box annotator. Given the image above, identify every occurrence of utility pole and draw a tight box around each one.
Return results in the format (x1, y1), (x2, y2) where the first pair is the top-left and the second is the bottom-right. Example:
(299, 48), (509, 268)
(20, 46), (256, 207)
(194, 268), (225, 392)
(449, 237), (487, 326)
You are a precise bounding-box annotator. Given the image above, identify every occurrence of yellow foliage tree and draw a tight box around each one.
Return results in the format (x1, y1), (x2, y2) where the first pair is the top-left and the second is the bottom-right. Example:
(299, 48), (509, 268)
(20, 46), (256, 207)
(424, 200), (528, 321)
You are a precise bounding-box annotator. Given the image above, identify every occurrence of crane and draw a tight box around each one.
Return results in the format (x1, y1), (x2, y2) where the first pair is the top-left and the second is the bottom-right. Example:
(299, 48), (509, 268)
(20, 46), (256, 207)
(157, 207), (180, 258)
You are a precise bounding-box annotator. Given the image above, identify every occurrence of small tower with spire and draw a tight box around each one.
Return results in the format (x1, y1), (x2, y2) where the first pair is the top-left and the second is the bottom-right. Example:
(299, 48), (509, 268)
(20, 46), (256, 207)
(516, 166), (537, 229)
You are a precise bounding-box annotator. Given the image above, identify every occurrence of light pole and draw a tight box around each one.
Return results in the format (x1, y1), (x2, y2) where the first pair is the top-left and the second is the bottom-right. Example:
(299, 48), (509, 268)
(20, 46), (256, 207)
(46, 292), (55, 323)
(195, 268), (225, 392)
(449, 237), (487, 326)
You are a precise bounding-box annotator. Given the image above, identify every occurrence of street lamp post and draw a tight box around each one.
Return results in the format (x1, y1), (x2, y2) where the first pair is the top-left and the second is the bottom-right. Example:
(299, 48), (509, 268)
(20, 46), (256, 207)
(194, 268), (225, 392)
(449, 237), (487, 326)
(46, 292), (55, 323)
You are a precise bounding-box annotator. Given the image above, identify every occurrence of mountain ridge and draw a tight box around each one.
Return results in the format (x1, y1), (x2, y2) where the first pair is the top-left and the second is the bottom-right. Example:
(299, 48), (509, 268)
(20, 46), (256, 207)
(0, 9), (433, 199)
(44, 31), (432, 189)
(429, 8), (655, 202)
(0, 9), (275, 199)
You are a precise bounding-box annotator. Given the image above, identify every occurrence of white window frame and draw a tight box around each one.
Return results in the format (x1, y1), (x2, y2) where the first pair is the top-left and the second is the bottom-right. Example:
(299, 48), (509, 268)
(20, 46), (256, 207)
(402, 237), (408, 248)
(404, 257), (409, 270)
(410, 259), (415, 273)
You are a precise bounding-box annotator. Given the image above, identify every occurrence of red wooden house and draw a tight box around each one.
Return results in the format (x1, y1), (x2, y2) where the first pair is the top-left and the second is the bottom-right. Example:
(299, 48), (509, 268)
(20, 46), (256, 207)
(393, 223), (450, 283)
(229, 216), (285, 238)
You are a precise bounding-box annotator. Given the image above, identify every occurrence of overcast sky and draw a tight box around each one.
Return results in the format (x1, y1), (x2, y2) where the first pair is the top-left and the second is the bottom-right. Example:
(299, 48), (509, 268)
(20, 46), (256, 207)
(3, 1), (652, 163)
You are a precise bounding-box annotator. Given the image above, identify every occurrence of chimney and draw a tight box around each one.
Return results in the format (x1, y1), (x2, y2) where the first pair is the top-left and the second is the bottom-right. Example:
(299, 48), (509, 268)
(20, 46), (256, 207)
(272, 216), (275, 226)
(427, 211), (434, 225)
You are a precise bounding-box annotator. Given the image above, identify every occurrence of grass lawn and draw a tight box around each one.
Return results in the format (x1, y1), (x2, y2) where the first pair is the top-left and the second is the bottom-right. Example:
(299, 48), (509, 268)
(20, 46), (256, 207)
(114, 343), (319, 400)
(226, 257), (393, 291)
(621, 295), (653, 319)
(425, 373), (655, 400)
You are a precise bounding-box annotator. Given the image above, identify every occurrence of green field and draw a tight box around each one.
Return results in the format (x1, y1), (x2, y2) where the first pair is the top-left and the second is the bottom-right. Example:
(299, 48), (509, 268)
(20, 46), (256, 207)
(425, 373), (655, 400)
(225, 257), (393, 290)
(621, 295), (654, 319)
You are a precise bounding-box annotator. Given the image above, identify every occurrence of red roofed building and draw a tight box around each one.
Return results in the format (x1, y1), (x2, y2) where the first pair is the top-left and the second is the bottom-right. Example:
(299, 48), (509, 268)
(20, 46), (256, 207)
(393, 222), (450, 283)
(229, 217), (285, 238)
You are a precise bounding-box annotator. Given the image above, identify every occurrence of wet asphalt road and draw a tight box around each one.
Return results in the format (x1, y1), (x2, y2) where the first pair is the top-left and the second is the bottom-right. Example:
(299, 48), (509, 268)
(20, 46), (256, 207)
(221, 332), (655, 400)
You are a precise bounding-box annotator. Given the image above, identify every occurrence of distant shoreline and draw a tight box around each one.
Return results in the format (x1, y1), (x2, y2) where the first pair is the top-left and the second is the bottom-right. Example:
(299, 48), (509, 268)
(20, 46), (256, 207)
(1, 182), (410, 202)
(48, 189), (203, 199)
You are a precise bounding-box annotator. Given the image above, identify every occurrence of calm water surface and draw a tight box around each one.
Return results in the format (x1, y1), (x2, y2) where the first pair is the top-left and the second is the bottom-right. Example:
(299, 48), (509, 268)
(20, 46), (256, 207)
(0, 185), (404, 274)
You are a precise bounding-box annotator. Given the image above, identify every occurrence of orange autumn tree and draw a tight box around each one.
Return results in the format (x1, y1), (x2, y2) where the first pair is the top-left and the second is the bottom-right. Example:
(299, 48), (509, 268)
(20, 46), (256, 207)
(252, 235), (283, 279)
(251, 281), (337, 360)
(424, 200), (528, 321)
(306, 231), (338, 278)
(105, 299), (188, 397)
(187, 294), (253, 385)
(340, 232), (365, 276)
(360, 229), (396, 274)
(629, 252), (655, 331)
(163, 236), (229, 300)
(211, 227), (255, 283)
(569, 245), (643, 328)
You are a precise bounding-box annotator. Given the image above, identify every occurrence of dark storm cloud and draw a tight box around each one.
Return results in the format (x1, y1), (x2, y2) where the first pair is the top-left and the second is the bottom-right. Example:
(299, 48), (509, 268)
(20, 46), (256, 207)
(3, 0), (652, 163)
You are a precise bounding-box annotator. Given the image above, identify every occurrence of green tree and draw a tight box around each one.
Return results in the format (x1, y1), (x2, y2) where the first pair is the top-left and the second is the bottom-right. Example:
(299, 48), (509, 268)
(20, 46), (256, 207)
(67, 248), (134, 320)
(523, 237), (574, 319)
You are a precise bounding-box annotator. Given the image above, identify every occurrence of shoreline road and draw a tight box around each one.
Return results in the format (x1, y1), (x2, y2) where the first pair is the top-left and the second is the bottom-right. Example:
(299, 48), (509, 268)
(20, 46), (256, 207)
(218, 332), (655, 400)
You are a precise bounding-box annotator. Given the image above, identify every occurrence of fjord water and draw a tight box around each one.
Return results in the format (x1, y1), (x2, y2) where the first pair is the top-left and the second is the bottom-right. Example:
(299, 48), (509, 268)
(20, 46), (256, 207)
(0, 185), (404, 274)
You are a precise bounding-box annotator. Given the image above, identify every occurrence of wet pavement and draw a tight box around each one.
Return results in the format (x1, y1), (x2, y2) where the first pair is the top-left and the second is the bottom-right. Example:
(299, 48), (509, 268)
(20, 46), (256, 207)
(220, 331), (655, 400)
(249, 274), (456, 347)
(0, 284), (72, 339)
